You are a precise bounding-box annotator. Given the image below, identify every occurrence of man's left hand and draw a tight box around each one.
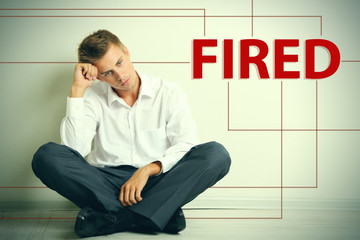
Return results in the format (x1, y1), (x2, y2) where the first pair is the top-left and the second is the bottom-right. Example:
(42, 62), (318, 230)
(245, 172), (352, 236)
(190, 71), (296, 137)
(119, 161), (162, 207)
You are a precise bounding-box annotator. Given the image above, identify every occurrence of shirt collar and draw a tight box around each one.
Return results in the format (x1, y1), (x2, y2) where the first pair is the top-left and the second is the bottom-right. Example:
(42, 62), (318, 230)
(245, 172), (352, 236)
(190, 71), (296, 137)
(137, 71), (154, 99)
(107, 71), (154, 107)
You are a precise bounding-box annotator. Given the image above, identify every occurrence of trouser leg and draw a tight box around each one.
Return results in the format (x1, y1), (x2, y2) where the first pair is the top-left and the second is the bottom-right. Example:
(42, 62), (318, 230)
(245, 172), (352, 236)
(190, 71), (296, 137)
(32, 141), (231, 231)
(31, 142), (130, 212)
(129, 141), (231, 230)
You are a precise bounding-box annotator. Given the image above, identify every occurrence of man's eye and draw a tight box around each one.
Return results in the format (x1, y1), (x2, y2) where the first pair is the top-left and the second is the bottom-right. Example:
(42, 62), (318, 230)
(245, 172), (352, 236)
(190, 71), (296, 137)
(117, 60), (122, 65)
(105, 71), (111, 76)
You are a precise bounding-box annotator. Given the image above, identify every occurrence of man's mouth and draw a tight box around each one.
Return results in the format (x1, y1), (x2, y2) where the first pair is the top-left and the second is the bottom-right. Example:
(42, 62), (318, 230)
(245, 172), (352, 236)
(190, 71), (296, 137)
(121, 78), (130, 86)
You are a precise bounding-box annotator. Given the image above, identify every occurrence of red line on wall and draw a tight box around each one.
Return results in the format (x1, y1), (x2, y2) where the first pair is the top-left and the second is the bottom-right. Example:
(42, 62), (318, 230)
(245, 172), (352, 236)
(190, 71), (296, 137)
(0, 217), (76, 220)
(316, 81), (319, 188)
(0, 217), (282, 220)
(0, 62), (77, 64)
(0, 8), (323, 38)
(0, 15), (323, 18)
(228, 129), (360, 131)
(0, 15), (210, 18)
(0, 187), (47, 188)
(0, 62), (190, 64)
(186, 217), (282, 220)
(320, 16), (323, 36)
(0, 8), (207, 39)
(280, 81), (283, 219)
(212, 186), (317, 188)
(251, 0), (254, 37)
(203, 9), (206, 36)
(0, 8), (206, 11)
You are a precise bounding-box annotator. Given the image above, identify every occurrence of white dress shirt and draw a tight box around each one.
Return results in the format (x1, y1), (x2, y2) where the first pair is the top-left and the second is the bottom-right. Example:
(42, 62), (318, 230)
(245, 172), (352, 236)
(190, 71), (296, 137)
(60, 71), (199, 173)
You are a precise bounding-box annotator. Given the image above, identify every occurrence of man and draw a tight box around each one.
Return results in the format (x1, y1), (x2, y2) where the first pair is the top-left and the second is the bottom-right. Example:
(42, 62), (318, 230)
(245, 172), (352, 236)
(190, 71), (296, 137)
(32, 30), (231, 237)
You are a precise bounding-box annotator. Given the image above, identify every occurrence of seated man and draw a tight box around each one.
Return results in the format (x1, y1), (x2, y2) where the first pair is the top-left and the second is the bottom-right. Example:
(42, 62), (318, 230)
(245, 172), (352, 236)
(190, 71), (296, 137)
(32, 29), (231, 238)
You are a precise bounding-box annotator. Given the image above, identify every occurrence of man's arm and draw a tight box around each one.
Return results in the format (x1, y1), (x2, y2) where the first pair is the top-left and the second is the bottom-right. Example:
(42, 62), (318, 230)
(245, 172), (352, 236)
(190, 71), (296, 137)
(119, 83), (199, 207)
(156, 83), (199, 172)
(60, 63), (99, 156)
(119, 161), (162, 207)
(71, 63), (98, 98)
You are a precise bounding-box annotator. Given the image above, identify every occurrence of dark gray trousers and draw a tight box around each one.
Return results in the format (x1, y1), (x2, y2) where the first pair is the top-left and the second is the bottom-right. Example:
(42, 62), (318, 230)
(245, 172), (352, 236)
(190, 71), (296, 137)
(32, 141), (231, 230)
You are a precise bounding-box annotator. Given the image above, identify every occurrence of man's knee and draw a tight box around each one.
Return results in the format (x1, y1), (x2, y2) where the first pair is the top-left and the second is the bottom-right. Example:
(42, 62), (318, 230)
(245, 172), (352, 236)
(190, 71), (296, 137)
(32, 142), (55, 175)
(32, 142), (70, 177)
(196, 141), (231, 175)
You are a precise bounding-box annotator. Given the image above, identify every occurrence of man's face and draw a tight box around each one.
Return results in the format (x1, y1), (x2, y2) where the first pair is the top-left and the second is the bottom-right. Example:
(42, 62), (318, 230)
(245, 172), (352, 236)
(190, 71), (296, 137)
(95, 43), (138, 93)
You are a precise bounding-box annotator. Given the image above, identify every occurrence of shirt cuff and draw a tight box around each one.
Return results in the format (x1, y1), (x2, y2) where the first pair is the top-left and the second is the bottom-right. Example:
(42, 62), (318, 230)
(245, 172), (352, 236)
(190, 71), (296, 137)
(153, 161), (163, 176)
(157, 154), (179, 174)
(66, 97), (84, 118)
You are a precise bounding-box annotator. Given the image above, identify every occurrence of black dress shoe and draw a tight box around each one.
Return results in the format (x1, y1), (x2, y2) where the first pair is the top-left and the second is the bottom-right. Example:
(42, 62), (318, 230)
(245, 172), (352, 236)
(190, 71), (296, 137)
(163, 208), (186, 233)
(74, 207), (134, 238)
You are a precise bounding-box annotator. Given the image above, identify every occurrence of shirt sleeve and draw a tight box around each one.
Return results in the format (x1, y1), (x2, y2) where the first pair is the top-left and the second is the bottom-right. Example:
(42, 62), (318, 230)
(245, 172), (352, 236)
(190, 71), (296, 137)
(157, 84), (200, 173)
(60, 96), (98, 157)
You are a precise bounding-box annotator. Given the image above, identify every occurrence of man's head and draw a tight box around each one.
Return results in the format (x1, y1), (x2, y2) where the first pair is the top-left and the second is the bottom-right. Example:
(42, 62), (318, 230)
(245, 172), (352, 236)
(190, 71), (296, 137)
(78, 30), (125, 64)
(78, 30), (139, 96)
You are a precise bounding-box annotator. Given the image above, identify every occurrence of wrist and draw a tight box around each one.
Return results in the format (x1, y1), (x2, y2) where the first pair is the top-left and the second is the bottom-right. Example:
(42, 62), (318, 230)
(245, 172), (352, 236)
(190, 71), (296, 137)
(143, 161), (162, 176)
(70, 85), (86, 98)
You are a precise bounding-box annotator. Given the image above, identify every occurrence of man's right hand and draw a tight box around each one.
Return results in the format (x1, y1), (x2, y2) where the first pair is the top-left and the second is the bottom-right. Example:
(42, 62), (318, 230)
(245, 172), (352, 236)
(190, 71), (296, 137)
(70, 63), (99, 98)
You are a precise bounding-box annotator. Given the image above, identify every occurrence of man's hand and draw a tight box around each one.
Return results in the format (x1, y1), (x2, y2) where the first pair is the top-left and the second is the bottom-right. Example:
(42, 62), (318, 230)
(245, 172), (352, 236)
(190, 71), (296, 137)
(70, 63), (98, 98)
(119, 161), (162, 207)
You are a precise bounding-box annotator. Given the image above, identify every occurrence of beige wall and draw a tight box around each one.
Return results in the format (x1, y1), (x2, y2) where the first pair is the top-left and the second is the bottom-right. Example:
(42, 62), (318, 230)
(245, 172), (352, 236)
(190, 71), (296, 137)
(1, 0), (359, 214)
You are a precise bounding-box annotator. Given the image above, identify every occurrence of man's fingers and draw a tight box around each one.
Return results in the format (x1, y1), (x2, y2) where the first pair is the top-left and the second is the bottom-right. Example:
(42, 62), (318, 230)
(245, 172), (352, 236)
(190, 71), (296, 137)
(129, 187), (137, 205)
(136, 190), (143, 202)
(119, 169), (149, 207)
(123, 185), (132, 206)
(80, 64), (97, 80)
(89, 66), (98, 80)
(119, 186), (125, 206)
(83, 67), (92, 80)
(119, 185), (142, 207)
(86, 68), (96, 80)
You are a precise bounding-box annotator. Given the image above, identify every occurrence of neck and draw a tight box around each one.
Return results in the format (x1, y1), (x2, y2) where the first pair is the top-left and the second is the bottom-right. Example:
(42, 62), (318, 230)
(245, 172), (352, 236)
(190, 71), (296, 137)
(114, 72), (141, 107)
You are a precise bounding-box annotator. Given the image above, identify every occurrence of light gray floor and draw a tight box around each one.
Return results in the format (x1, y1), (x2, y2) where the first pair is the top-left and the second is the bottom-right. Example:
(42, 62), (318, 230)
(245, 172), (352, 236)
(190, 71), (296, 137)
(0, 209), (359, 240)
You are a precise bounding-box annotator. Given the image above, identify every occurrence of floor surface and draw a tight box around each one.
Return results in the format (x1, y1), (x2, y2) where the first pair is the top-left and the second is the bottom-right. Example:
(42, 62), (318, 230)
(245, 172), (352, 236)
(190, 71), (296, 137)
(0, 209), (359, 240)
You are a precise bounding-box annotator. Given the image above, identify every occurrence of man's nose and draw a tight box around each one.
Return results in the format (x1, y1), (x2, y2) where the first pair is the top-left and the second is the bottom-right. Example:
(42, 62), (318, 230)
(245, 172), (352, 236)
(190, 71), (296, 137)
(113, 67), (124, 80)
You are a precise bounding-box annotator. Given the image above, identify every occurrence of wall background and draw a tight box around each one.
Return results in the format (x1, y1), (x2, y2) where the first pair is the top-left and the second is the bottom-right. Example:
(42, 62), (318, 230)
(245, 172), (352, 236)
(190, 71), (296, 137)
(0, 0), (359, 218)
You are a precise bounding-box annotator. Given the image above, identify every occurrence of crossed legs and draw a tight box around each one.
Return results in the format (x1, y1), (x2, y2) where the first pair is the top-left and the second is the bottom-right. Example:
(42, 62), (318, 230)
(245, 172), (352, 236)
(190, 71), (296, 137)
(32, 141), (231, 234)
